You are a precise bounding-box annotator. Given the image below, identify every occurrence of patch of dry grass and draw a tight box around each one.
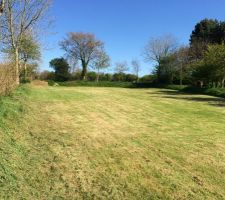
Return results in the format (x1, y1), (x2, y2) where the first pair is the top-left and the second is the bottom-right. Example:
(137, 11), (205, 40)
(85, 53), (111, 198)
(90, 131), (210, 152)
(0, 85), (225, 199)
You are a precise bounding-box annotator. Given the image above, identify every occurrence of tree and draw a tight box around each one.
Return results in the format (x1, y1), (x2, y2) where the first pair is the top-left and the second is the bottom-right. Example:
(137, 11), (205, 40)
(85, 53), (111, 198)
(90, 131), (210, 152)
(155, 54), (178, 84)
(60, 32), (104, 80)
(114, 62), (129, 82)
(0, 0), (51, 84)
(18, 33), (41, 80)
(143, 34), (177, 65)
(191, 44), (225, 87)
(114, 61), (128, 74)
(49, 58), (70, 82)
(175, 46), (190, 85)
(2, 32), (41, 81)
(131, 59), (141, 82)
(93, 50), (110, 82)
(189, 19), (224, 60)
(202, 44), (225, 87)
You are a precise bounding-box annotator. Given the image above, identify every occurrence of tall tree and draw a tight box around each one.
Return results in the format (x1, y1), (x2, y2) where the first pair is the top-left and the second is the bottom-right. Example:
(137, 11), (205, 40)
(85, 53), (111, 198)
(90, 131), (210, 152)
(189, 19), (222, 60)
(0, 0), (51, 84)
(19, 33), (41, 80)
(60, 32), (104, 80)
(131, 59), (141, 82)
(156, 54), (178, 84)
(49, 58), (70, 82)
(114, 62), (128, 82)
(114, 61), (128, 74)
(143, 34), (177, 65)
(93, 50), (110, 82)
(175, 46), (190, 85)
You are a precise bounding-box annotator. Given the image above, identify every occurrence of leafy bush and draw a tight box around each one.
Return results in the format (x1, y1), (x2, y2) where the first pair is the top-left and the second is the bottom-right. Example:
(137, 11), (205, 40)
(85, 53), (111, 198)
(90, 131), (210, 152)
(48, 80), (56, 86)
(39, 70), (55, 81)
(87, 71), (97, 81)
(20, 78), (31, 84)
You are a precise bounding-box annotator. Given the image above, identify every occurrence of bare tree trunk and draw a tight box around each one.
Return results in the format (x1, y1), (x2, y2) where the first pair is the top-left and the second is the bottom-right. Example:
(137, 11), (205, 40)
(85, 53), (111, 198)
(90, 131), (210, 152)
(96, 68), (100, 82)
(15, 48), (20, 85)
(24, 62), (27, 80)
(81, 60), (87, 81)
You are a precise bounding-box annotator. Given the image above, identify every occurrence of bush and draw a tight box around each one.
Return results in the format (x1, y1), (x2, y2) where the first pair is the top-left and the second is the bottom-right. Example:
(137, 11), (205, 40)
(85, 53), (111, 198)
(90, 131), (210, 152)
(87, 71), (97, 81)
(139, 74), (155, 82)
(48, 80), (56, 86)
(124, 74), (138, 82)
(39, 70), (55, 81)
(99, 73), (113, 81)
(20, 78), (31, 84)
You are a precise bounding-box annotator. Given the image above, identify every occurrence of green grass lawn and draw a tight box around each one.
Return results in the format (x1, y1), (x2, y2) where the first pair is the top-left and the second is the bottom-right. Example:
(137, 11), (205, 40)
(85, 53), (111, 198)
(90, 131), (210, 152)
(0, 84), (225, 199)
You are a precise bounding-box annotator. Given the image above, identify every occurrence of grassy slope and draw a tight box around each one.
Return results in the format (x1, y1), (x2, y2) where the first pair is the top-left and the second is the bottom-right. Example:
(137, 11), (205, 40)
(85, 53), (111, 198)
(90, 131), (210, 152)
(0, 85), (225, 199)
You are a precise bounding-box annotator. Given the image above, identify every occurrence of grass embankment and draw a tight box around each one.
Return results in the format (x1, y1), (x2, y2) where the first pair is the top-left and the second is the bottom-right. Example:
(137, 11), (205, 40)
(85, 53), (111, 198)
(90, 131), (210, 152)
(0, 84), (225, 199)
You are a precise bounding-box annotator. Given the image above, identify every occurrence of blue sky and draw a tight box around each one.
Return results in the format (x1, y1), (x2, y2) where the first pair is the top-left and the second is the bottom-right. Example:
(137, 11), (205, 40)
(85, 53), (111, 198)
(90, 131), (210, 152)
(41, 0), (225, 75)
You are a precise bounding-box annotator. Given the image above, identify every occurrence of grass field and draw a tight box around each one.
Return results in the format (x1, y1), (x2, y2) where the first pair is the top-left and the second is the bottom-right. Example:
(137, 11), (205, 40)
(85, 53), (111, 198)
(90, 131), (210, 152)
(0, 84), (225, 199)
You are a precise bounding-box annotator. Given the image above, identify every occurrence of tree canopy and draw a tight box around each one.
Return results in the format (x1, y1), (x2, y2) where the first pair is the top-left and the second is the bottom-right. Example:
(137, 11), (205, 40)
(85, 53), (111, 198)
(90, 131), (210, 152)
(49, 58), (70, 82)
(60, 32), (104, 80)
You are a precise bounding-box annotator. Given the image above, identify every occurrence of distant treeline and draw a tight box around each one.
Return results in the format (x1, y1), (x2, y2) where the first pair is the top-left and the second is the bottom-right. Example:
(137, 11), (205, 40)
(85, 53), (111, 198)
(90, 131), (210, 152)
(143, 19), (225, 88)
(39, 69), (153, 83)
(39, 18), (225, 89)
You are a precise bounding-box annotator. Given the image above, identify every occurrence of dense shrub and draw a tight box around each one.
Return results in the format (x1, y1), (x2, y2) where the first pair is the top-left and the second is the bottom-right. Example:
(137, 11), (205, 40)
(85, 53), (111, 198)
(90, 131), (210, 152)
(39, 70), (55, 81)
(124, 74), (137, 82)
(48, 80), (56, 86)
(87, 71), (97, 81)
(99, 73), (113, 81)
(139, 74), (155, 82)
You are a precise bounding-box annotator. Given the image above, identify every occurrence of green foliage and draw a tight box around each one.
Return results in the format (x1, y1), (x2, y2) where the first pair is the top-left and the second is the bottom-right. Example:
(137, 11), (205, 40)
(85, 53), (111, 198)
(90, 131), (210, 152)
(19, 34), (41, 62)
(47, 80), (56, 86)
(192, 44), (225, 86)
(190, 19), (225, 59)
(156, 54), (178, 84)
(20, 78), (31, 84)
(112, 73), (137, 82)
(139, 74), (156, 82)
(86, 71), (97, 81)
(49, 57), (70, 82)
(39, 70), (55, 81)
(99, 73), (113, 81)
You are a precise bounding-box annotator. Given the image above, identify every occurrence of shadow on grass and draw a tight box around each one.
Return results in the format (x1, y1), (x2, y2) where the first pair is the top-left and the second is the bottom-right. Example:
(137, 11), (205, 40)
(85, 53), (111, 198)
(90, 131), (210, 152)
(149, 90), (225, 108)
